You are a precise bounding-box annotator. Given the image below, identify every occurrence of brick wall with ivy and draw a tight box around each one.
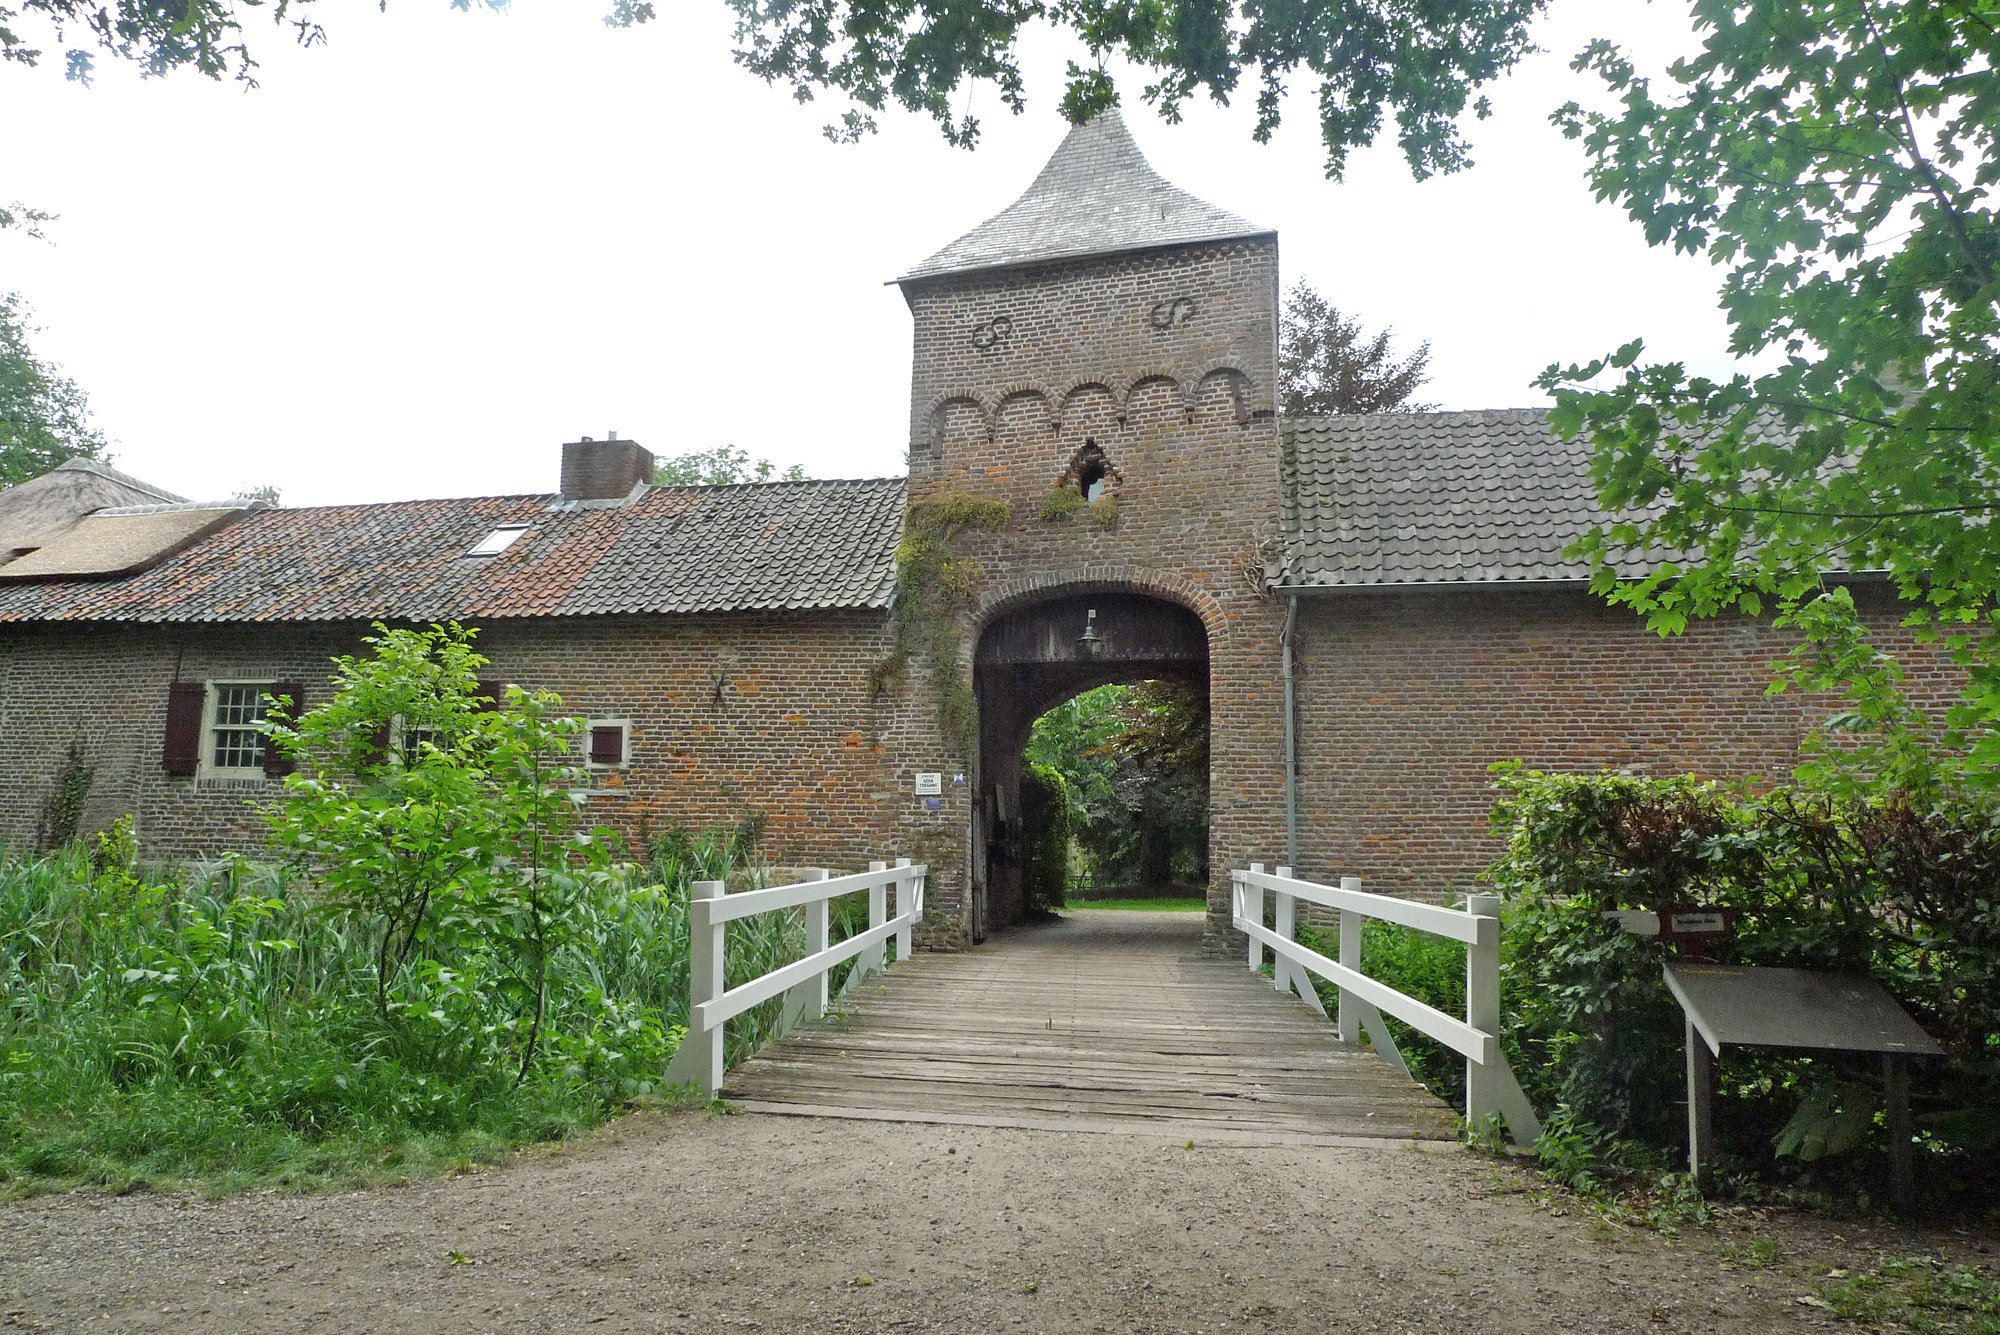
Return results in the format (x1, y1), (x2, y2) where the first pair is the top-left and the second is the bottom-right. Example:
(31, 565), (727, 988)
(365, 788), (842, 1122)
(901, 237), (1291, 934)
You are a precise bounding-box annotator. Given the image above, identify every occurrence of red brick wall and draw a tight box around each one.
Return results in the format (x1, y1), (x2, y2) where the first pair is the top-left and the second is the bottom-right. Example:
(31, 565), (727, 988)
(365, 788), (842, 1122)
(0, 614), (946, 894)
(1288, 583), (1961, 901)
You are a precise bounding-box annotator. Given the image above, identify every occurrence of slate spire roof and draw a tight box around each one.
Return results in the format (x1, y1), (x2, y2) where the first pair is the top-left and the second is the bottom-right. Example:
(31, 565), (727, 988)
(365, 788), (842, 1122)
(899, 109), (1272, 283)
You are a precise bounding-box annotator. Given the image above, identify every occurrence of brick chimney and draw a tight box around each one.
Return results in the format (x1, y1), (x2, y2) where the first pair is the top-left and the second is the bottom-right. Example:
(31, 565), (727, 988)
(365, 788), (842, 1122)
(560, 434), (654, 501)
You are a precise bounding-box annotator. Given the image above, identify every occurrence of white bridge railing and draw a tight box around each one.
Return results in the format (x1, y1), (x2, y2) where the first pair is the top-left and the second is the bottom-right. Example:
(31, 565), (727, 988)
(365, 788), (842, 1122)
(662, 858), (927, 1097)
(1231, 862), (1541, 1144)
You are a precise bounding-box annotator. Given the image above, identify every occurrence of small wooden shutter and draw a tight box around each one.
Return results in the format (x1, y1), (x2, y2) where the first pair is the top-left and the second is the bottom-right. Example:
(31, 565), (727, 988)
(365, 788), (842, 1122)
(263, 680), (303, 776)
(365, 721), (392, 768)
(590, 725), (624, 766)
(475, 679), (504, 713)
(162, 681), (204, 776)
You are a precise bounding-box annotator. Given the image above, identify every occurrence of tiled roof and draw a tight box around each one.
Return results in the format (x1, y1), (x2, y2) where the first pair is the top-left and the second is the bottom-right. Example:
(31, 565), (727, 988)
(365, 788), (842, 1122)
(0, 478), (907, 623)
(1278, 410), (1668, 587)
(899, 110), (1271, 283)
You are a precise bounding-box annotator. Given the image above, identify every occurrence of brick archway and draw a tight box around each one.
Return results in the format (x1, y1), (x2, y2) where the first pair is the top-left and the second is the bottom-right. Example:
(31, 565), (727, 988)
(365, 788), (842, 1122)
(970, 584), (1210, 936)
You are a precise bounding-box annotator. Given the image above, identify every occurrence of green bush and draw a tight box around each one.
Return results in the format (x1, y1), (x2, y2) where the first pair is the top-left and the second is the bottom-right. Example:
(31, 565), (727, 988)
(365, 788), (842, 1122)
(0, 833), (812, 1193)
(1021, 762), (1071, 912)
(1487, 764), (2000, 1206)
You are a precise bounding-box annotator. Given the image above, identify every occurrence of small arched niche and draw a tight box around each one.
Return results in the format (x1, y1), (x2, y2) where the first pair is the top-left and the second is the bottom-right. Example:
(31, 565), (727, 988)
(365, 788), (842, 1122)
(1063, 439), (1120, 502)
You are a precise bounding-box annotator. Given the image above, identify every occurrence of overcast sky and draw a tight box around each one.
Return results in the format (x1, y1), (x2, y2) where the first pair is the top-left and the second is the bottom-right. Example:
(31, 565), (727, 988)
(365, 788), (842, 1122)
(0, 0), (1730, 506)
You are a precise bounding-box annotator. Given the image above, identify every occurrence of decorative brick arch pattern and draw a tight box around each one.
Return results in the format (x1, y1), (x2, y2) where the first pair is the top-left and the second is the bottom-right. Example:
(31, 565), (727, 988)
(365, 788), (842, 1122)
(1192, 367), (1256, 425)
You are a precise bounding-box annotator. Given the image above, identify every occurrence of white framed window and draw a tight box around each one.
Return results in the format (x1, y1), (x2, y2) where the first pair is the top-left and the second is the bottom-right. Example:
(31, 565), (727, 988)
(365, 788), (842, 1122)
(204, 680), (274, 776)
(467, 524), (530, 557)
(395, 719), (445, 762)
(585, 718), (630, 770)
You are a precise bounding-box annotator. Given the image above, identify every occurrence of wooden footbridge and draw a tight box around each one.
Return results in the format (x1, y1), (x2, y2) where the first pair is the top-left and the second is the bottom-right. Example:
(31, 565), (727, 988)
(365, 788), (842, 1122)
(730, 909), (1453, 1143)
(660, 862), (1541, 1147)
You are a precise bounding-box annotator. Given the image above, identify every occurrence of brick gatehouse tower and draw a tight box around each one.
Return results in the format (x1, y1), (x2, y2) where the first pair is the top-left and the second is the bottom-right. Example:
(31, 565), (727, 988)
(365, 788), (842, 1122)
(894, 110), (1289, 937)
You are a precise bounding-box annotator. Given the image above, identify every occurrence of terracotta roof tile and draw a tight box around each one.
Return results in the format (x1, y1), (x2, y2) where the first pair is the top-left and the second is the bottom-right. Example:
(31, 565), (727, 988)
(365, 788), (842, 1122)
(0, 478), (906, 623)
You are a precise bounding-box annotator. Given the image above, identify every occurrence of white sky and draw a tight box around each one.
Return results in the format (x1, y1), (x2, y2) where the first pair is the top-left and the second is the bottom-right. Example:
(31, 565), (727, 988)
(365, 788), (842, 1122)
(0, 0), (1730, 506)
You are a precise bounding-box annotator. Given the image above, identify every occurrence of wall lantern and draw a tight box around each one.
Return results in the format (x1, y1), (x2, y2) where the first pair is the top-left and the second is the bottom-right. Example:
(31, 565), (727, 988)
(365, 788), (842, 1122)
(1078, 608), (1104, 657)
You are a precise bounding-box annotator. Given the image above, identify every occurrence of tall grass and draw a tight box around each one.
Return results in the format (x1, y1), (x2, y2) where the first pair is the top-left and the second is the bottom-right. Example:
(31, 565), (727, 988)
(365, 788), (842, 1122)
(0, 829), (848, 1195)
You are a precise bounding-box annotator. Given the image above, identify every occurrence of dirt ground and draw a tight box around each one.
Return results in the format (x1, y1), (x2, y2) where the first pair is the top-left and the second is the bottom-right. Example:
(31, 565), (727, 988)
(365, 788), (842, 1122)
(5, 1107), (1992, 1335)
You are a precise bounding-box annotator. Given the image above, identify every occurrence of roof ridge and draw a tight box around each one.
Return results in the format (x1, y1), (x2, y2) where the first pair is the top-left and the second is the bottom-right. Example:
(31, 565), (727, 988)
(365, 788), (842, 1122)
(52, 456), (187, 503)
(1282, 407), (1552, 428)
(244, 477), (912, 514)
(648, 476), (908, 491)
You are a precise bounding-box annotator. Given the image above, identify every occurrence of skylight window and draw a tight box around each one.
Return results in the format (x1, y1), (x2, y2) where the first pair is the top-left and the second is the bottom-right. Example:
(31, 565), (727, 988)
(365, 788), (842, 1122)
(467, 524), (529, 557)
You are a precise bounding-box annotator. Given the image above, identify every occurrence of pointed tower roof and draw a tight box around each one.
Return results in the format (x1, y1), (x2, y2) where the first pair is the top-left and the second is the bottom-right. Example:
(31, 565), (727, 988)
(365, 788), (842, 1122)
(898, 110), (1272, 284)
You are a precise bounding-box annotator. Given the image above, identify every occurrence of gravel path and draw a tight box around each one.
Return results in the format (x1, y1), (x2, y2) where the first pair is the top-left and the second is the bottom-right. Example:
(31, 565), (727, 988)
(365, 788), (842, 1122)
(3, 1105), (1956, 1335)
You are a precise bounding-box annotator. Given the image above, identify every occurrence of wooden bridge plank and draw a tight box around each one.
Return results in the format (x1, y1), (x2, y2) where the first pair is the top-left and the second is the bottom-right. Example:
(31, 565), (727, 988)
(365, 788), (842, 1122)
(723, 909), (1457, 1141)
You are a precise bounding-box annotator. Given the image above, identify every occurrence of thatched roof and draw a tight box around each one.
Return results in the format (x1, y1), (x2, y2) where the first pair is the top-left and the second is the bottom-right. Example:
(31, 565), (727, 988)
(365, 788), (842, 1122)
(0, 504), (248, 583)
(0, 459), (185, 564)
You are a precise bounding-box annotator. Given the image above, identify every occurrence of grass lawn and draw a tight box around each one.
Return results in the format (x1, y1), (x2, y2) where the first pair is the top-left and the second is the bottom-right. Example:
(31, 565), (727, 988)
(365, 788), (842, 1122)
(1064, 897), (1206, 912)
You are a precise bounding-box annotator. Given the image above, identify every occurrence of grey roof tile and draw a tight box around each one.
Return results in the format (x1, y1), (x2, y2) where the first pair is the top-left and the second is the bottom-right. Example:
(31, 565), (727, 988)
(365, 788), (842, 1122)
(899, 110), (1272, 283)
(1277, 410), (1673, 587)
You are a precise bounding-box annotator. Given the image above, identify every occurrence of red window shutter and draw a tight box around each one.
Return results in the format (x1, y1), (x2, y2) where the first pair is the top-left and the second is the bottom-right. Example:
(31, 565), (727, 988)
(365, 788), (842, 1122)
(475, 679), (504, 713)
(263, 680), (303, 776)
(162, 681), (204, 776)
(365, 721), (392, 768)
(590, 725), (624, 766)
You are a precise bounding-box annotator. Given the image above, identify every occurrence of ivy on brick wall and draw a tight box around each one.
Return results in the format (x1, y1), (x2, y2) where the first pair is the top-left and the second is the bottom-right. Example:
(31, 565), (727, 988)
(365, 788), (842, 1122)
(877, 493), (1010, 760)
(34, 741), (93, 853)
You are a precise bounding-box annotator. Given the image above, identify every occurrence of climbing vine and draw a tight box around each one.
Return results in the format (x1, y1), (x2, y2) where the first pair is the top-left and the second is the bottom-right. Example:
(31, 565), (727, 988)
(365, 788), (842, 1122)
(1038, 484), (1084, 521)
(35, 741), (94, 852)
(876, 492), (1010, 760)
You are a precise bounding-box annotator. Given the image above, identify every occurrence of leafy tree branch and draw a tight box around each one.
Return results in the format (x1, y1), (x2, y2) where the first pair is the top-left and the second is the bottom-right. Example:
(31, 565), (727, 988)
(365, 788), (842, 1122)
(1539, 0), (2000, 785)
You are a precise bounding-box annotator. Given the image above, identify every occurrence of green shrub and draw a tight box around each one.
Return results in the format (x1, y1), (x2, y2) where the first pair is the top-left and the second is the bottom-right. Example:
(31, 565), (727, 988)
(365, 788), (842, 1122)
(1486, 764), (2000, 1206)
(1021, 763), (1071, 912)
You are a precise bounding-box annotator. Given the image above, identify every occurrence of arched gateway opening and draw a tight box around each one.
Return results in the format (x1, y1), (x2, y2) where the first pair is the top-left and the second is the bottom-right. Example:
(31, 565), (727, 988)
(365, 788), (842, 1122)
(971, 590), (1210, 937)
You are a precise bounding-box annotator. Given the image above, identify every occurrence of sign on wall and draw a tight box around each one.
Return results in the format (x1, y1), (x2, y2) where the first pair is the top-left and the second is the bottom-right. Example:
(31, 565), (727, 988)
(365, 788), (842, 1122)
(914, 772), (942, 795)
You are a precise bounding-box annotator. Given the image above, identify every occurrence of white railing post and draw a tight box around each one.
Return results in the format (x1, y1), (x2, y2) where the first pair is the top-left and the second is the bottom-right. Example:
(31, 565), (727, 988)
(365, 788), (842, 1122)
(893, 856), (913, 962)
(1337, 876), (1363, 1043)
(691, 878), (727, 1097)
(1272, 866), (1294, 994)
(1245, 862), (1266, 971)
(1464, 892), (1502, 1132)
(804, 868), (830, 1019)
(863, 860), (888, 975)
